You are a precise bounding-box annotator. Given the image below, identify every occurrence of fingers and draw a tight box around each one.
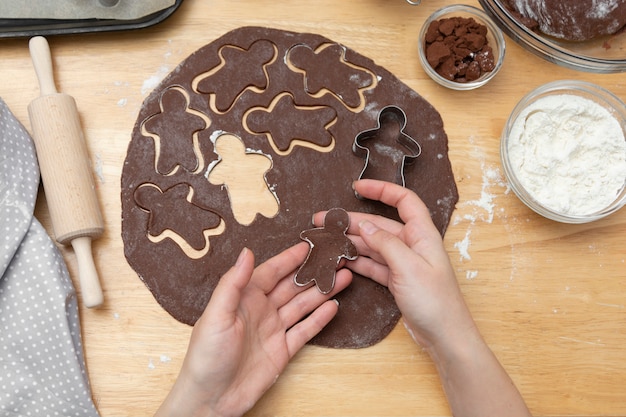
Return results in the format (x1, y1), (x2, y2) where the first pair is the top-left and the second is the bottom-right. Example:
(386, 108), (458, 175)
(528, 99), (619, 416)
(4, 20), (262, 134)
(315, 181), (445, 255)
(345, 256), (391, 287)
(352, 179), (433, 228)
(312, 179), (438, 239)
(345, 233), (388, 265)
(358, 220), (428, 288)
(201, 247), (255, 321)
(251, 242), (310, 294)
(285, 299), (339, 358)
(249, 240), (352, 333)
(313, 210), (403, 237)
(277, 268), (352, 329)
(274, 268), (352, 358)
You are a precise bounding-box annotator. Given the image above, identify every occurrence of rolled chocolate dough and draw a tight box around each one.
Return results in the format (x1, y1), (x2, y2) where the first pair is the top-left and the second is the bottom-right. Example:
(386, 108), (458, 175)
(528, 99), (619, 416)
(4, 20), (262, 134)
(121, 26), (458, 348)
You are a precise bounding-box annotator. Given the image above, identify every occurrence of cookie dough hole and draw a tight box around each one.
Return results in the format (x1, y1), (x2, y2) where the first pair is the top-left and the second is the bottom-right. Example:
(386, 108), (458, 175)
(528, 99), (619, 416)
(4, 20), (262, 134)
(148, 221), (226, 260)
(134, 182), (224, 259)
(207, 132), (279, 225)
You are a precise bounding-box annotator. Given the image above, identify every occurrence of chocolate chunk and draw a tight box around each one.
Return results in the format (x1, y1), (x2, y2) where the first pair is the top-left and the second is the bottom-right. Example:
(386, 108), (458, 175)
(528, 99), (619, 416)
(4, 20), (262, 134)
(424, 20), (441, 43)
(465, 32), (486, 50)
(476, 46), (496, 72)
(465, 60), (481, 81)
(426, 40), (451, 68)
(438, 18), (457, 36)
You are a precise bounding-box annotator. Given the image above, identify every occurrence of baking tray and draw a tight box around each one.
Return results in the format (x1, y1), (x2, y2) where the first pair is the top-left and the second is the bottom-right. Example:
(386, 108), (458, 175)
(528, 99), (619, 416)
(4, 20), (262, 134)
(0, 0), (183, 38)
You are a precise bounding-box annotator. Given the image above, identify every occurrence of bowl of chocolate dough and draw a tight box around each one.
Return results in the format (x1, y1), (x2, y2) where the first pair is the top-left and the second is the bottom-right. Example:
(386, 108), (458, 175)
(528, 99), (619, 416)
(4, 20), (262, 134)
(478, 0), (626, 74)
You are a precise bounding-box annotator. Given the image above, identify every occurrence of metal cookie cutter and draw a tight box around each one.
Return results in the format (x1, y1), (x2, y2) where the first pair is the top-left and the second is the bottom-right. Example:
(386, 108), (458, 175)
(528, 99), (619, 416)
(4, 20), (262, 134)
(353, 105), (421, 190)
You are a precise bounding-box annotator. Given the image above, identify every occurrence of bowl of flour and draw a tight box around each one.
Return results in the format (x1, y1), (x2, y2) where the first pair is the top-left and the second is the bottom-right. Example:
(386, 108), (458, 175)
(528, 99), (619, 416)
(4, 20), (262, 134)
(501, 80), (626, 223)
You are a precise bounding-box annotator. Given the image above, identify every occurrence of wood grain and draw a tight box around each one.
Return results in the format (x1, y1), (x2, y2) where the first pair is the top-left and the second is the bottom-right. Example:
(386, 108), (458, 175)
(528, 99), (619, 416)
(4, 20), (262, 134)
(1, 0), (625, 415)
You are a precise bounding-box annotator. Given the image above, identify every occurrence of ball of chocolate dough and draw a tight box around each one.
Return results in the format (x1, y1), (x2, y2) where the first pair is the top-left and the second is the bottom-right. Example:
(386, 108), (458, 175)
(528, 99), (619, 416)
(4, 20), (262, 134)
(502, 0), (626, 41)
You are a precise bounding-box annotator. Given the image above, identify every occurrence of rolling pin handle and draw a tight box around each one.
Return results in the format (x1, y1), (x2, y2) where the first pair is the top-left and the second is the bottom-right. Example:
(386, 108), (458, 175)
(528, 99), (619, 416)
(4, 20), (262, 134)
(71, 236), (104, 308)
(29, 36), (58, 96)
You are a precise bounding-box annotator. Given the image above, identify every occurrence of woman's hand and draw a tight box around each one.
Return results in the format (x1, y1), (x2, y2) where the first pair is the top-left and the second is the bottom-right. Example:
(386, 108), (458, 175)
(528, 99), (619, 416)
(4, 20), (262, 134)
(314, 180), (532, 417)
(314, 179), (476, 350)
(155, 243), (352, 417)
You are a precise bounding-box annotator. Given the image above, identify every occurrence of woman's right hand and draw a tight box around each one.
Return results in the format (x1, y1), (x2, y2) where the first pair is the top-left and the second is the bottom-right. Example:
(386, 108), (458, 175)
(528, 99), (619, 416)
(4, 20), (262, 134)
(314, 179), (532, 417)
(314, 179), (477, 350)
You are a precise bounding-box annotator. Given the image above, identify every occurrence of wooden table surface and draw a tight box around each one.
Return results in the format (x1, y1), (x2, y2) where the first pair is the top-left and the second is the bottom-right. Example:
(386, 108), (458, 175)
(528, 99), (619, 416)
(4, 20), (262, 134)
(2, 0), (625, 415)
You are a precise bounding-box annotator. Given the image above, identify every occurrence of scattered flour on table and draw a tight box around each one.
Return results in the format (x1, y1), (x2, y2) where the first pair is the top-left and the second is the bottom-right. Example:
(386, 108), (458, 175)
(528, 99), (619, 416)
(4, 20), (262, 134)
(507, 94), (626, 216)
(455, 162), (509, 225)
(147, 355), (172, 370)
(466, 270), (479, 280)
(451, 137), (509, 280)
(111, 81), (130, 108)
(454, 229), (472, 261)
(142, 65), (171, 96)
(141, 40), (179, 96)
(94, 153), (105, 184)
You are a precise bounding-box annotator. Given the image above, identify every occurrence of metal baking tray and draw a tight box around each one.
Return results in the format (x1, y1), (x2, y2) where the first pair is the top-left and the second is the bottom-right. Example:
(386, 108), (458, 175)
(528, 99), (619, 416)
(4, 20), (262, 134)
(0, 0), (183, 38)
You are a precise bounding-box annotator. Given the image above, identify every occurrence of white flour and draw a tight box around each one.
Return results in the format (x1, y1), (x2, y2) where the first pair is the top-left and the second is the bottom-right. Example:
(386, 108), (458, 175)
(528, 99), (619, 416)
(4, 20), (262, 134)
(507, 93), (626, 216)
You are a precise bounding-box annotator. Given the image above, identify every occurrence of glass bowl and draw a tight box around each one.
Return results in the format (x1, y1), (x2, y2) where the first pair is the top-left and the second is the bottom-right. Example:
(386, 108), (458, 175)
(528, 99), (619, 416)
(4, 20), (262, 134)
(479, 0), (626, 73)
(418, 4), (506, 90)
(501, 80), (626, 223)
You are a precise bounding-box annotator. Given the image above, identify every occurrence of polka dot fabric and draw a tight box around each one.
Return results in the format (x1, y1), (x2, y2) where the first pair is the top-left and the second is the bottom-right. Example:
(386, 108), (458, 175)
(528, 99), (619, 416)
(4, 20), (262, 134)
(0, 99), (100, 417)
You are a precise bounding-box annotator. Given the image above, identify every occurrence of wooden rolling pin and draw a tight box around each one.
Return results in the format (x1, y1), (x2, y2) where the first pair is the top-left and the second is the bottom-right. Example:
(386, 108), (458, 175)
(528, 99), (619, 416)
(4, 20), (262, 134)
(28, 36), (105, 308)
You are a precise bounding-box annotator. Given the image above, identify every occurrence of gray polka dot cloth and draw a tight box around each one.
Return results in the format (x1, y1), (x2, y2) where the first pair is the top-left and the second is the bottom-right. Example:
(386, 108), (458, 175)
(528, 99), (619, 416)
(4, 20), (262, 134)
(0, 99), (100, 417)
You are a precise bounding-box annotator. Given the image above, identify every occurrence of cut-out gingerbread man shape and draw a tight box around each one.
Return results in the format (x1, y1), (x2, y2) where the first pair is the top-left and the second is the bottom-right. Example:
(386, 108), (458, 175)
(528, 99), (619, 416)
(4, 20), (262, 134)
(246, 94), (336, 153)
(207, 132), (279, 225)
(294, 208), (358, 294)
(143, 87), (208, 175)
(134, 183), (222, 251)
(353, 106), (421, 188)
(195, 39), (276, 112)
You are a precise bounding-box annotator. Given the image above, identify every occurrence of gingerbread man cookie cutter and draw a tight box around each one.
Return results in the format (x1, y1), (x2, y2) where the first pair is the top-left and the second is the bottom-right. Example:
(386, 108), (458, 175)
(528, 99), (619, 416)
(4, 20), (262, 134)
(353, 105), (422, 189)
(294, 208), (358, 294)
